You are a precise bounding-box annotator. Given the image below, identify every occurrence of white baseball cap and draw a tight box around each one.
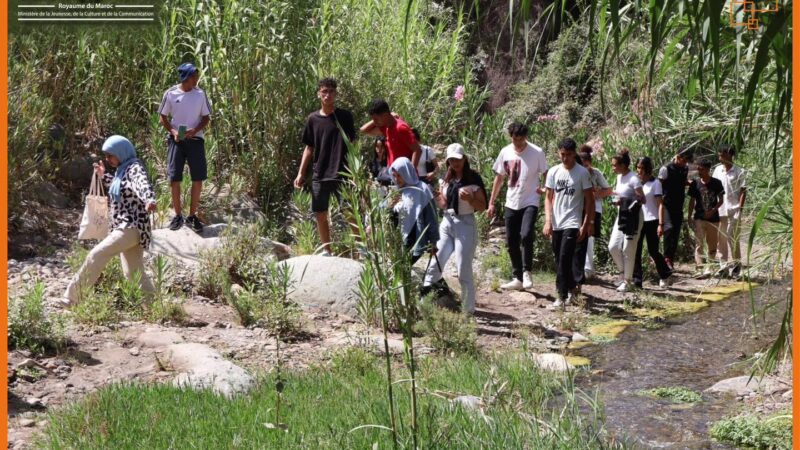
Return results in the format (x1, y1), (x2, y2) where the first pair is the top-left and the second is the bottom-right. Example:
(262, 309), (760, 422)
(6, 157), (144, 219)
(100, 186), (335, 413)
(446, 143), (465, 160)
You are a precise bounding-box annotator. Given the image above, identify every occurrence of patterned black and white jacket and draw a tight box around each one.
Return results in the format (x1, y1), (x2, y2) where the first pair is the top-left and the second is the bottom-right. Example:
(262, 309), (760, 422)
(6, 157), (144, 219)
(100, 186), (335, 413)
(101, 161), (156, 249)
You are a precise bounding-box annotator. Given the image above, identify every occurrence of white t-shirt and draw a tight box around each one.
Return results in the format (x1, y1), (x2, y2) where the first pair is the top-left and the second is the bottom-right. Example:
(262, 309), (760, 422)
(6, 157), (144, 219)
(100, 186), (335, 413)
(712, 164), (746, 217)
(492, 142), (549, 210)
(158, 85), (212, 139)
(588, 167), (610, 213)
(545, 164), (593, 230)
(417, 145), (435, 176)
(441, 182), (479, 215)
(614, 171), (642, 200)
(641, 179), (663, 222)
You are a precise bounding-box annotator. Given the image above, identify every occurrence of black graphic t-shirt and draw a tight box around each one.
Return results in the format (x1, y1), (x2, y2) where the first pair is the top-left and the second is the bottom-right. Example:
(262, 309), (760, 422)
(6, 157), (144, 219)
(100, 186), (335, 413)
(687, 177), (724, 222)
(302, 108), (357, 181)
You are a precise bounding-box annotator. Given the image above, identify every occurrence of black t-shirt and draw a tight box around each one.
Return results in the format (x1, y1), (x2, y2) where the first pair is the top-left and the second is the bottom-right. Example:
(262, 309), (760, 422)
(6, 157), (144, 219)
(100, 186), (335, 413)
(687, 177), (724, 222)
(301, 108), (357, 181)
(659, 162), (688, 212)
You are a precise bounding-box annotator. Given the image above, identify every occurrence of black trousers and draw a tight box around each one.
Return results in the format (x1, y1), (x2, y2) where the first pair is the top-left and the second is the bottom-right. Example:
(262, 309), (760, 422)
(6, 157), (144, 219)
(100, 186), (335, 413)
(662, 208), (683, 261)
(552, 228), (579, 300)
(573, 211), (599, 285)
(633, 220), (673, 284)
(505, 206), (538, 281)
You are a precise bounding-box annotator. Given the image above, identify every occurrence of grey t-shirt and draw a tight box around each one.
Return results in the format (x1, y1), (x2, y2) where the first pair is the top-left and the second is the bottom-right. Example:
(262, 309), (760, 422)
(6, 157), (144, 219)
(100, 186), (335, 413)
(545, 164), (593, 230)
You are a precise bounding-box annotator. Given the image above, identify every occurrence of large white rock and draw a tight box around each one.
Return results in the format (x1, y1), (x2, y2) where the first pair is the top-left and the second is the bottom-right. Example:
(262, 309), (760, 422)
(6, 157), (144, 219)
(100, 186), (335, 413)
(706, 375), (790, 396)
(168, 343), (254, 398)
(135, 330), (185, 348)
(148, 225), (226, 267)
(533, 353), (574, 372)
(280, 255), (363, 318)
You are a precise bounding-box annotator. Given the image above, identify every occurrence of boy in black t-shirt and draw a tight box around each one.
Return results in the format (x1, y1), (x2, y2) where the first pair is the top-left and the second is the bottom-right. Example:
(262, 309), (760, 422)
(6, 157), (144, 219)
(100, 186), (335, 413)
(294, 78), (357, 256)
(687, 159), (724, 276)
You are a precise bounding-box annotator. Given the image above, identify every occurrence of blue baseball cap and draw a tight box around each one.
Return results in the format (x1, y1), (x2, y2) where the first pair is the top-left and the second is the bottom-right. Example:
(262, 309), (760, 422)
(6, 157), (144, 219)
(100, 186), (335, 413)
(177, 63), (198, 82)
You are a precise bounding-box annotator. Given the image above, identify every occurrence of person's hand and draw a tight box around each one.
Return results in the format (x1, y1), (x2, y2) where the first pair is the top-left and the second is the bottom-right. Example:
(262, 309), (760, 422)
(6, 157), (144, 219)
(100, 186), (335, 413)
(185, 128), (198, 139)
(578, 223), (591, 242)
(293, 173), (304, 189)
(657, 224), (664, 237)
(93, 162), (105, 176)
(458, 188), (474, 202)
(543, 221), (552, 238)
(704, 210), (714, 220)
(391, 111), (401, 120)
(536, 187), (545, 195)
(688, 217), (694, 228)
(146, 201), (157, 213)
(430, 246), (438, 256)
(170, 128), (180, 142)
(487, 204), (496, 219)
(425, 173), (436, 183)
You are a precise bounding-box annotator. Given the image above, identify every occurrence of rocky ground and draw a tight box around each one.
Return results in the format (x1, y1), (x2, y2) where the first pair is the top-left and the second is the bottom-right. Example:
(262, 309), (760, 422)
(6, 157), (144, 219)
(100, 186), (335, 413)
(6, 203), (792, 449)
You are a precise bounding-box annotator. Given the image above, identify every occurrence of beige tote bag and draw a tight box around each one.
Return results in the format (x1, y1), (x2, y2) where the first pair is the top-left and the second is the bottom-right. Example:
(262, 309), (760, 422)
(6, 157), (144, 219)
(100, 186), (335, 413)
(78, 172), (109, 240)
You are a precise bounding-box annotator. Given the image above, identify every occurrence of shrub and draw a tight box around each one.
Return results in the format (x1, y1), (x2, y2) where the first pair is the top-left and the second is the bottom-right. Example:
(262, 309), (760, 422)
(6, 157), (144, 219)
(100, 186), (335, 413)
(8, 282), (67, 355)
(416, 302), (478, 356)
(71, 291), (121, 327)
(710, 414), (792, 450)
(637, 386), (702, 404)
(329, 346), (377, 377)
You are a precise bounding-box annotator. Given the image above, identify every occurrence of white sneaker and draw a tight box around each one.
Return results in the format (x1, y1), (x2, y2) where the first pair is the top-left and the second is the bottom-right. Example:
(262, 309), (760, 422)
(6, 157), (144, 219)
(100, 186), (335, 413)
(522, 271), (534, 289)
(566, 292), (575, 306)
(659, 277), (672, 288)
(500, 278), (524, 290)
(616, 282), (630, 293)
(550, 298), (565, 310)
(320, 250), (332, 257)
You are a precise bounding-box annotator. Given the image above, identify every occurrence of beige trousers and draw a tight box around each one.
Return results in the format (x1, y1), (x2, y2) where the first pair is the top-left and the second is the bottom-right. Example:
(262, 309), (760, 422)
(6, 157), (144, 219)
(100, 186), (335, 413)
(693, 220), (720, 267)
(717, 214), (741, 267)
(64, 228), (154, 304)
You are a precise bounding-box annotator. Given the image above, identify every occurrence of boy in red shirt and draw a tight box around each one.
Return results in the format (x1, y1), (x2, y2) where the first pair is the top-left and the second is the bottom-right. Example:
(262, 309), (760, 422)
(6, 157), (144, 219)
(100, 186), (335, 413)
(360, 99), (421, 169)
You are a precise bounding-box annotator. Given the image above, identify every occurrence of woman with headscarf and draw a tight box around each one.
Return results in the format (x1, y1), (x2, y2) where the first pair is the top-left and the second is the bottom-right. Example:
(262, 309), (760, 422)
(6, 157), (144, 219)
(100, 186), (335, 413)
(422, 144), (486, 315)
(63, 135), (157, 306)
(389, 157), (439, 263)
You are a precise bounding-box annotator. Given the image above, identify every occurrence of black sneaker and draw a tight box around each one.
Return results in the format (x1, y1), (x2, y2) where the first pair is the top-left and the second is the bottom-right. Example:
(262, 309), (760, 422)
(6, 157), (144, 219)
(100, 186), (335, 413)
(169, 214), (184, 231)
(186, 215), (203, 233)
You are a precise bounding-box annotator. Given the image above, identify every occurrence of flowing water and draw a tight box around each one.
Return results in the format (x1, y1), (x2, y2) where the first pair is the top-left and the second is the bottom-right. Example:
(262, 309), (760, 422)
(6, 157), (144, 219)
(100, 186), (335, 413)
(576, 283), (787, 449)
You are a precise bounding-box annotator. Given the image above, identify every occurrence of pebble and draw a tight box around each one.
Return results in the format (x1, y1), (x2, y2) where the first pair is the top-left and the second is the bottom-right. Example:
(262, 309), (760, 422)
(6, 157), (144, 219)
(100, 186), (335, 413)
(16, 359), (39, 370)
(25, 397), (43, 407)
(18, 419), (35, 428)
(129, 347), (141, 356)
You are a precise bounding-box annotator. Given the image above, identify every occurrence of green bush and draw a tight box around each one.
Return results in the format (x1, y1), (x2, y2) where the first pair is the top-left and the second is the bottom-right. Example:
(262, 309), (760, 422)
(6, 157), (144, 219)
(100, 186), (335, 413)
(416, 302), (478, 356)
(710, 414), (792, 450)
(8, 282), (67, 355)
(71, 291), (121, 327)
(637, 386), (702, 404)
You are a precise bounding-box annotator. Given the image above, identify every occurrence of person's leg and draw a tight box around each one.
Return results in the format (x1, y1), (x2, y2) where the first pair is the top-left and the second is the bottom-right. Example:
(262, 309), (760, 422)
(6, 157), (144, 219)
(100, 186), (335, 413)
(167, 138), (186, 217)
(573, 227), (588, 287)
(560, 229), (579, 296)
(705, 221), (719, 268)
(64, 229), (138, 304)
(694, 219), (707, 267)
(730, 212), (742, 267)
(584, 236), (595, 277)
(608, 215), (625, 278)
(717, 216), (729, 268)
(632, 223), (647, 286)
(171, 182), (183, 217)
(504, 207), (523, 281)
(552, 229), (564, 298)
(663, 209), (682, 263)
(520, 206), (539, 274)
(424, 217), (455, 286)
(622, 215), (644, 282)
(120, 239), (155, 298)
(644, 220), (671, 279)
(311, 180), (334, 253)
(190, 182), (202, 217)
(453, 215), (477, 314)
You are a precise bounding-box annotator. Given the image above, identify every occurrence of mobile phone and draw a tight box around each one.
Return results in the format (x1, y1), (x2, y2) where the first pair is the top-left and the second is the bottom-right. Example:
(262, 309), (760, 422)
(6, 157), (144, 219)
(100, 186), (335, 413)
(178, 125), (187, 141)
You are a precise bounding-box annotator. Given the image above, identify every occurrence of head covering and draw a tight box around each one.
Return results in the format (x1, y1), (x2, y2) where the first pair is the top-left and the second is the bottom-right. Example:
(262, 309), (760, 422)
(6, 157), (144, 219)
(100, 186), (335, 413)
(390, 157), (434, 241)
(102, 135), (139, 202)
(445, 143), (465, 161)
(177, 63), (198, 82)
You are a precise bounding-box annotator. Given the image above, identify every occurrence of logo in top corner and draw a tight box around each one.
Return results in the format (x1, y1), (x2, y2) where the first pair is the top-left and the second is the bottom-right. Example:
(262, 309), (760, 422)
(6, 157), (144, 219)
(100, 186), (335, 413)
(729, 1), (779, 29)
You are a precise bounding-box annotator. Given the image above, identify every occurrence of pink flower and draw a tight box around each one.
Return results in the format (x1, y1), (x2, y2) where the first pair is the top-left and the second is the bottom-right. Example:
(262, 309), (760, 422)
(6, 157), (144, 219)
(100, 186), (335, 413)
(454, 85), (465, 102)
(536, 114), (559, 122)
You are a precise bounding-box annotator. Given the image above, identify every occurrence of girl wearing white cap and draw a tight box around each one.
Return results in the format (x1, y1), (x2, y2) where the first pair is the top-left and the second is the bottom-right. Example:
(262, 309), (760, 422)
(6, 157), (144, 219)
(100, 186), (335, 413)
(423, 144), (487, 315)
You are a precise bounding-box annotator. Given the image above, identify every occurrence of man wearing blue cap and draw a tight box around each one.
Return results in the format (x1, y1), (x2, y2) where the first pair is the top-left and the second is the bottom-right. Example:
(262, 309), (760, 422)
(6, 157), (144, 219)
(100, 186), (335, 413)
(158, 62), (212, 233)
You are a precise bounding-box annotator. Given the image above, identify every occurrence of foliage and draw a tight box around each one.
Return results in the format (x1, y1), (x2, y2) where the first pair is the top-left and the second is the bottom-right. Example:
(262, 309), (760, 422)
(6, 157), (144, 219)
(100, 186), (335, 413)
(416, 302), (478, 355)
(8, 282), (67, 355)
(710, 413), (792, 450)
(71, 291), (121, 327)
(637, 386), (702, 404)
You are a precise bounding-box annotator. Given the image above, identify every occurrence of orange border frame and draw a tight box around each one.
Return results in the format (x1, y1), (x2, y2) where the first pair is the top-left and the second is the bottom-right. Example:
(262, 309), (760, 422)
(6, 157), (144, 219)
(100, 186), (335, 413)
(0, 2), (795, 449)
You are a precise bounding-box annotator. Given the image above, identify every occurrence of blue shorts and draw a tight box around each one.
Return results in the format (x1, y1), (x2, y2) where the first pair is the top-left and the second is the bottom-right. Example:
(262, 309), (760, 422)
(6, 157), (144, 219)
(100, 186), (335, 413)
(167, 136), (207, 182)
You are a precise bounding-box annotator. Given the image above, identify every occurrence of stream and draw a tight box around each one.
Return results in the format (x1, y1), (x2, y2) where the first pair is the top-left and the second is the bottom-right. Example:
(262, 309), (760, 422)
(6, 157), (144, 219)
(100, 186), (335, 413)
(576, 282), (787, 449)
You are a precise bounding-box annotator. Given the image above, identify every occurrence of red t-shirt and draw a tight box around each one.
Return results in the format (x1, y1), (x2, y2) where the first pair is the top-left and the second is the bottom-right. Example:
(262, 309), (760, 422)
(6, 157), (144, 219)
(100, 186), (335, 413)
(381, 118), (417, 167)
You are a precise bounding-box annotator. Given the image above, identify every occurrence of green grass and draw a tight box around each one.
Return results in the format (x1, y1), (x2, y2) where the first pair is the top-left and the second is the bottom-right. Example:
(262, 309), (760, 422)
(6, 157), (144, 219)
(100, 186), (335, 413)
(636, 387), (702, 404)
(710, 412), (792, 450)
(37, 352), (622, 449)
(8, 282), (67, 355)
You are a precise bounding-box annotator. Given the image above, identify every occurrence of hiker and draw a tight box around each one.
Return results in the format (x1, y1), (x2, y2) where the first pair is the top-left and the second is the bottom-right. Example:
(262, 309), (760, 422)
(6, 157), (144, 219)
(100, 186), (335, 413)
(62, 136), (156, 306)
(158, 62), (212, 233)
(412, 128), (439, 184)
(423, 144), (487, 315)
(388, 157), (439, 264)
(577, 145), (612, 281)
(369, 136), (393, 186)
(712, 145), (746, 278)
(687, 158), (725, 277)
(360, 100), (421, 168)
(543, 138), (594, 309)
(487, 122), (549, 291)
(632, 157), (673, 288)
(294, 77), (357, 256)
(657, 147), (693, 269)
(608, 149), (645, 292)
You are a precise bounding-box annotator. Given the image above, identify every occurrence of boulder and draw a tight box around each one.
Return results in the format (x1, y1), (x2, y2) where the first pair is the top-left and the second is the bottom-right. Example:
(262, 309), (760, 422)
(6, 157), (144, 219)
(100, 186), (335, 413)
(57, 155), (94, 185)
(533, 353), (574, 372)
(706, 375), (790, 396)
(280, 255), (363, 318)
(168, 343), (254, 398)
(33, 181), (70, 209)
(135, 330), (185, 348)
